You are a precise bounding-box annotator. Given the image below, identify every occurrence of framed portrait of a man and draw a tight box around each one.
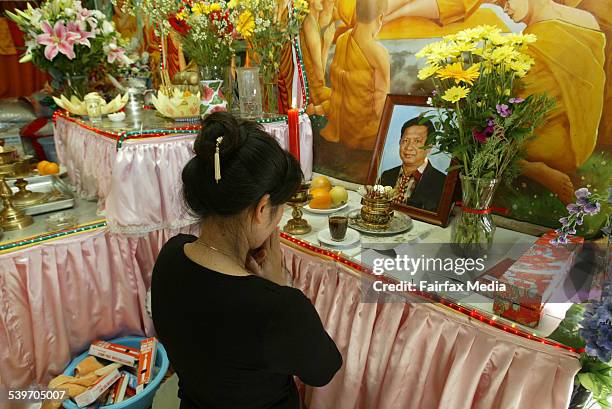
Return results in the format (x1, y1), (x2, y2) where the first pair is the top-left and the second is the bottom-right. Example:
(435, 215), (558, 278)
(367, 95), (458, 227)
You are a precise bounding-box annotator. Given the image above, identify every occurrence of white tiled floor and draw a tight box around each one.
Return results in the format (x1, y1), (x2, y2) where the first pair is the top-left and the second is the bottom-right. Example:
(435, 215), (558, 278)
(152, 374), (180, 409)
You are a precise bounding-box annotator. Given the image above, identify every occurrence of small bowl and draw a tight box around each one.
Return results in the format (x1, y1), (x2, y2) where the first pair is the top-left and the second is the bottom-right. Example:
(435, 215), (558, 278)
(45, 212), (78, 231)
(108, 111), (126, 122)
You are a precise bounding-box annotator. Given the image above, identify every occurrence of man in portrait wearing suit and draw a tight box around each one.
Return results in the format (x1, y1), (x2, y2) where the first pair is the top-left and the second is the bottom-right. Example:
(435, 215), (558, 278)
(380, 116), (446, 212)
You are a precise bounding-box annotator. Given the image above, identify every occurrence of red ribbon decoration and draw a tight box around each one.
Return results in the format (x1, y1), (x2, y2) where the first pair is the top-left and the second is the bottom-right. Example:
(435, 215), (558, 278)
(456, 201), (510, 216)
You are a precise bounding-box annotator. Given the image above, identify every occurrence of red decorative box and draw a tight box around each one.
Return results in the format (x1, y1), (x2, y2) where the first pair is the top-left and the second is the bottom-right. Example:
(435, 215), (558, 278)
(485, 232), (583, 328)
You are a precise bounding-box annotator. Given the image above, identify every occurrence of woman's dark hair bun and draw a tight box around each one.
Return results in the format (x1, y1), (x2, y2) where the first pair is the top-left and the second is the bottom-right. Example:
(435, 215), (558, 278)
(193, 111), (245, 161)
(182, 112), (303, 218)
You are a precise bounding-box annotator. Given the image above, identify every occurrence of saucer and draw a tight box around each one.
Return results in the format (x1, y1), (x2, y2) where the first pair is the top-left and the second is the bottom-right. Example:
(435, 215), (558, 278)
(303, 202), (348, 215)
(318, 227), (360, 247)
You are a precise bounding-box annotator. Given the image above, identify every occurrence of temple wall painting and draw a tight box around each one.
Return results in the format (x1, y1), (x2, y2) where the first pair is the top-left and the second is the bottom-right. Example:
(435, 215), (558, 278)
(296, 0), (611, 233)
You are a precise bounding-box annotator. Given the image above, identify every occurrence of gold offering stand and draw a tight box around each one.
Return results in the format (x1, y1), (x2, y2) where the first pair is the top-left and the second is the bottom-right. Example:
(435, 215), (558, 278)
(0, 177), (33, 231)
(358, 186), (395, 231)
(0, 142), (58, 232)
(283, 182), (312, 235)
(12, 177), (46, 207)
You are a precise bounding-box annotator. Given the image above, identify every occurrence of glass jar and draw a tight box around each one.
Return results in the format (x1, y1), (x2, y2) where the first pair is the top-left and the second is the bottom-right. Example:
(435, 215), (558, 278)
(84, 93), (102, 122)
(236, 67), (263, 119)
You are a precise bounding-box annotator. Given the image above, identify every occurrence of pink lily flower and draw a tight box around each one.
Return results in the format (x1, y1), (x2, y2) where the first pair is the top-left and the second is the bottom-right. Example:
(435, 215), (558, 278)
(76, 7), (97, 28)
(37, 21), (79, 60)
(67, 21), (95, 47)
(107, 43), (127, 64)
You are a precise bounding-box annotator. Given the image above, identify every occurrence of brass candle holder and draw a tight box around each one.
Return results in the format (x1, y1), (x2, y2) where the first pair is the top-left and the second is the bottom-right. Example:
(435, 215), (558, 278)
(283, 182), (312, 235)
(12, 178), (47, 208)
(0, 177), (33, 231)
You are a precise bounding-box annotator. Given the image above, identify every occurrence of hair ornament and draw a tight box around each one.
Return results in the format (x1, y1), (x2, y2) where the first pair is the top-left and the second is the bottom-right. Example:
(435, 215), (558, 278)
(214, 136), (223, 183)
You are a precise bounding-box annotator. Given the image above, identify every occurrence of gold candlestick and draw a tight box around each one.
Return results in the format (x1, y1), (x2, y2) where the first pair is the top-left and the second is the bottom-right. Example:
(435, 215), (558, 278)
(12, 178), (46, 207)
(0, 177), (33, 231)
(283, 183), (311, 235)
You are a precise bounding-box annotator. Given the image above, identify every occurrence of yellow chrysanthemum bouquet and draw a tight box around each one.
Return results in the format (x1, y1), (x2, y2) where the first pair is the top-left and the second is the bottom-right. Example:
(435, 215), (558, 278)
(417, 25), (554, 255)
(417, 25), (553, 181)
(233, 0), (309, 113)
(167, 0), (239, 76)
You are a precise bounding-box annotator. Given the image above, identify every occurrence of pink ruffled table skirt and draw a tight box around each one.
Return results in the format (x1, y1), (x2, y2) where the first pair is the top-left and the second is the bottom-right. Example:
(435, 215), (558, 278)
(53, 113), (313, 234)
(0, 228), (579, 409)
(0, 224), (198, 390)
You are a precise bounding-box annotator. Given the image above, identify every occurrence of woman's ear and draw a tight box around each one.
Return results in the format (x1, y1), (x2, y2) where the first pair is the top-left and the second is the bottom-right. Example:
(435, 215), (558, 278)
(253, 194), (272, 225)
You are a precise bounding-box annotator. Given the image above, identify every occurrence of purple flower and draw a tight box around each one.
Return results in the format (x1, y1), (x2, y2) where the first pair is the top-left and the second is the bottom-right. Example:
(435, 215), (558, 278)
(559, 217), (569, 226)
(551, 234), (569, 245)
(432, 90), (438, 96)
(496, 104), (512, 118)
(580, 293), (612, 362)
(575, 187), (591, 199)
(575, 217), (584, 226)
(487, 118), (495, 127)
(584, 201), (601, 215)
(576, 197), (589, 206)
(509, 97), (525, 104)
(567, 203), (582, 214)
(472, 128), (488, 143)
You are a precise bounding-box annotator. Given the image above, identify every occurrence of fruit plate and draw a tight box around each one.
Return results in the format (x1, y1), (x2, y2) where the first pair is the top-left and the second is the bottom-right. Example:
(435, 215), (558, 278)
(348, 210), (413, 236)
(303, 202), (348, 215)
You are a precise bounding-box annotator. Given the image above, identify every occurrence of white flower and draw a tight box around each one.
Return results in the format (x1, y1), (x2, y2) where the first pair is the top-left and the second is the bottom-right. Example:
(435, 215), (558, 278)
(102, 20), (114, 34)
(93, 10), (104, 19)
(30, 9), (42, 25)
(427, 97), (433, 106)
(64, 7), (74, 16)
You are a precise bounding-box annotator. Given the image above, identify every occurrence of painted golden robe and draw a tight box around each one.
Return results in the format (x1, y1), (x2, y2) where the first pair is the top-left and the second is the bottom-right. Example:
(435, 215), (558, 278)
(521, 21), (605, 172)
(320, 31), (389, 150)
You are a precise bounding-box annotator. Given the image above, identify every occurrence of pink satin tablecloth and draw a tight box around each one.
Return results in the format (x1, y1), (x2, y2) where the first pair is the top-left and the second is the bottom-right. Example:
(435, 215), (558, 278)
(53, 115), (313, 234)
(1, 228), (579, 409)
(282, 245), (581, 409)
(0, 224), (199, 390)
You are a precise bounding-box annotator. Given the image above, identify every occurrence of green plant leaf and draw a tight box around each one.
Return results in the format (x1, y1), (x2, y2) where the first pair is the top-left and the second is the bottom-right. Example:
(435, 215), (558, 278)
(579, 373), (602, 397)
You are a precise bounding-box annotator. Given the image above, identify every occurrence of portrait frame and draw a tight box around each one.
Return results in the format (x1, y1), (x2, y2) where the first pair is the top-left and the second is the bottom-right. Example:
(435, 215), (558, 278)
(367, 95), (459, 227)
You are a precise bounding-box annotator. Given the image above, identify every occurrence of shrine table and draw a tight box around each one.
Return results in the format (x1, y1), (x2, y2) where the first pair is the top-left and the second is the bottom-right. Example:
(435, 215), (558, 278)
(0, 193), (581, 409)
(52, 110), (313, 235)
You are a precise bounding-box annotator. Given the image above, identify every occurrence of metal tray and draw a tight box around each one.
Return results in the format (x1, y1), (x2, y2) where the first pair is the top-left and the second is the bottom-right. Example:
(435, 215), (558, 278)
(348, 209), (413, 236)
(3, 176), (75, 215)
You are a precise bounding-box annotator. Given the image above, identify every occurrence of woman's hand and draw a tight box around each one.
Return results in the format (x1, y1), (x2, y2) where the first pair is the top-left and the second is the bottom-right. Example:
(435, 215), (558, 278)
(246, 228), (288, 286)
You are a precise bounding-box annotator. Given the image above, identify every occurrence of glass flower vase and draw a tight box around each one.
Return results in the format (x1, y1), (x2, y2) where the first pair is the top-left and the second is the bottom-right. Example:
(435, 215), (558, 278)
(63, 73), (89, 100)
(451, 175), (500, 258)
(198, 66), (228, 118)
(259, 66), (280, 116)
(236, 67), (263, 119)
(568, 384), (592, 409)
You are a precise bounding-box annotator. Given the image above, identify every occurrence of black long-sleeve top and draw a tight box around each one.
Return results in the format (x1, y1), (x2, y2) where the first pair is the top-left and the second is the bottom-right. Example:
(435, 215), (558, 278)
(151, 234), (343, 409)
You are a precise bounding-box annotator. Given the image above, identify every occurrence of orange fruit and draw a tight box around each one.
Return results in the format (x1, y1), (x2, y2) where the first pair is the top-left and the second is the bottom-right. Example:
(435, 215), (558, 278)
(37, 161), (50, 174)
(309, 188), (332, 209)
(42, 162), (59, 175)
(310, 175), (332, 192)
